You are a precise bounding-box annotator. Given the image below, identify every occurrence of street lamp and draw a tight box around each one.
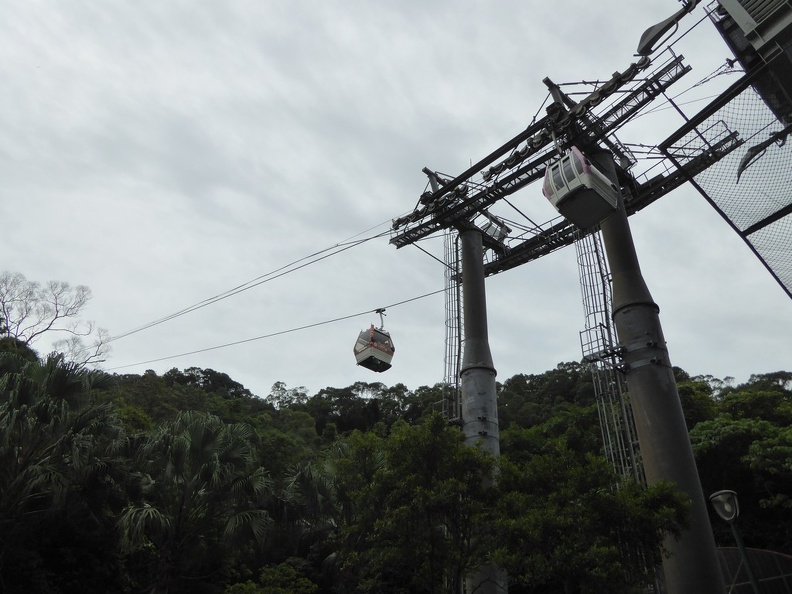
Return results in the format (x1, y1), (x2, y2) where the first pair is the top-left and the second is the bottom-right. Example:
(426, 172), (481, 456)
(710, 489), (740, 523)
(709, 490), (763, 594)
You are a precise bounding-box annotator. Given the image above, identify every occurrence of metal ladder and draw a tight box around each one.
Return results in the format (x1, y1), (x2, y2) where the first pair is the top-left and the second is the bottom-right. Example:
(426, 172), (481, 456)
(576, 229), (645, 483)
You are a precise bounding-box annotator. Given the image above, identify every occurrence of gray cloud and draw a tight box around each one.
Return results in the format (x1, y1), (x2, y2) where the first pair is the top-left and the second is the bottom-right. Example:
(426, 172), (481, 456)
(1, 1), (789, 399)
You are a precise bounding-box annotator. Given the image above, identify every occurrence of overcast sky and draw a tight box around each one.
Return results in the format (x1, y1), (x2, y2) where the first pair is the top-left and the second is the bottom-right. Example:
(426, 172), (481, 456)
(2, 0), (790, 399)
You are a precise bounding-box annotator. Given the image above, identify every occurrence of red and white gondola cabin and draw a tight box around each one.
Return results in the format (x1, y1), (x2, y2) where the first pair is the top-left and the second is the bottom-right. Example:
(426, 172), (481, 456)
(353, 325), (395, 373)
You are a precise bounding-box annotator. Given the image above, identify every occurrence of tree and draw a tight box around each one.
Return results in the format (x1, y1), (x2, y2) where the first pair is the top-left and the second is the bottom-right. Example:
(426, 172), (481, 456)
(119, 411), (271, 594)
(677, 377), (717, 429)
(496, 427), (688, 594)
(0, 336), (38, 362)
(164, 367), (255, 399)
(338, 415), (498, 594)
(225, 560), (319, 594)
(0, 271), (109, 365)
(690, 371), (792, 550)
(2, 355), (787, 593)
(0, 352), (125, 593)
(268, 381), (309, 409)
(304, 386), (381, 434)
(744, 426), (792, 516)
(690, 395), (792, 552)
(257, 561), (318, 594)
(498, 362), (596, 429)
(103, 368), (274, 429)
(717, 389), (792, 426)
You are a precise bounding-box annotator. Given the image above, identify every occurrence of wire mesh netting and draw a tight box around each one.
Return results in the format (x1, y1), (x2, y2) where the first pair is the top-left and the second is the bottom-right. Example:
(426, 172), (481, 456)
(661, 75), (792, 299)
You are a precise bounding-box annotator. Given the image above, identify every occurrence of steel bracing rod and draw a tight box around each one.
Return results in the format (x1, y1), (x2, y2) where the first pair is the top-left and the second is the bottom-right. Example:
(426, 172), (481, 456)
(482, 56), (687, 182)
(393, 116), (551, 225)
(484, 219), (583, 276)
(742, 201), (792, 236)
(628, 130), (743, 213)
(659, 67), (757, 151)
(390, 126), (553, 237)
(586, 55), (690, 139)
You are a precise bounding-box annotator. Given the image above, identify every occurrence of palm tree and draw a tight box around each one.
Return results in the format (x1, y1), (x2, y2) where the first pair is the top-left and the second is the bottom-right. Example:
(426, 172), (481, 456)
(0, 352), (123, 592)
(280, 435), (386, 590)
(119, 411), (271, 594)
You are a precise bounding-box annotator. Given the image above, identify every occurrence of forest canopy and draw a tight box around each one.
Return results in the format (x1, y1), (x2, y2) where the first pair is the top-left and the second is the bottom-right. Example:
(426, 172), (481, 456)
(1, 350), (790, 594)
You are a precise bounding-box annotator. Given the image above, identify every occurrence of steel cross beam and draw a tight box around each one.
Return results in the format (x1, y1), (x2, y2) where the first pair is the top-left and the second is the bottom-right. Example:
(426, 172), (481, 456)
(390, 53), (691, 255)
(480, 130), (744, 277)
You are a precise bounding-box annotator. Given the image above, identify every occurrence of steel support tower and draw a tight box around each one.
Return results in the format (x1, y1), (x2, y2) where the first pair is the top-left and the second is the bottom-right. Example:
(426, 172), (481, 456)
(389, 4), (788, 592)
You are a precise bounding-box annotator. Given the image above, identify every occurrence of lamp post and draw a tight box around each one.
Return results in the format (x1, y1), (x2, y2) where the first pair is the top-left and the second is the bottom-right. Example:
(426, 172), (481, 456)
(709, 490), (763, 594)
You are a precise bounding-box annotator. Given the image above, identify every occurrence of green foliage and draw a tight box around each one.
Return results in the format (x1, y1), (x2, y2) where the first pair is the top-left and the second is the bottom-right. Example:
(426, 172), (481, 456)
(1, 353), (790, 593)
(259, 424), (315, 476)
(259, 561), (319, 594)
(496, 426), (688, 593)
(119, 411), (271, 593)
(690, 371), (792, 551)
(225, 560), (319, 594)
(274, 408), (321, 449)
(101, 367), (275, 428)
(0, 353), (127, 593)
(743, 371), (792, 392)
(337, 414), (497, 594)
(268, 381), (309, 409)
(164, 366), (255, 399)
(116, 401), (154, 433)
(224, 581), (265, 594)
(677, 378), (717, 429)
(498, 361), (596, 429)
(286, 381), (441, 440)
(718, 389), (792, 425)
(0, 336), (39, 362)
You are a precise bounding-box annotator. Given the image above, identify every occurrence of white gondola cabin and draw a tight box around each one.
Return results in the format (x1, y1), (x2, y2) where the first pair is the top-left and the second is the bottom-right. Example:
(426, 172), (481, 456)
(542, 146), (621, 229)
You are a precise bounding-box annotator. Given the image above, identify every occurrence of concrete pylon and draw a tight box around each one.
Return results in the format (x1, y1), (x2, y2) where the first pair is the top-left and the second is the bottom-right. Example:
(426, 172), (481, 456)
(459, 227), (507, 594)
(593, 150), (725, 594)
